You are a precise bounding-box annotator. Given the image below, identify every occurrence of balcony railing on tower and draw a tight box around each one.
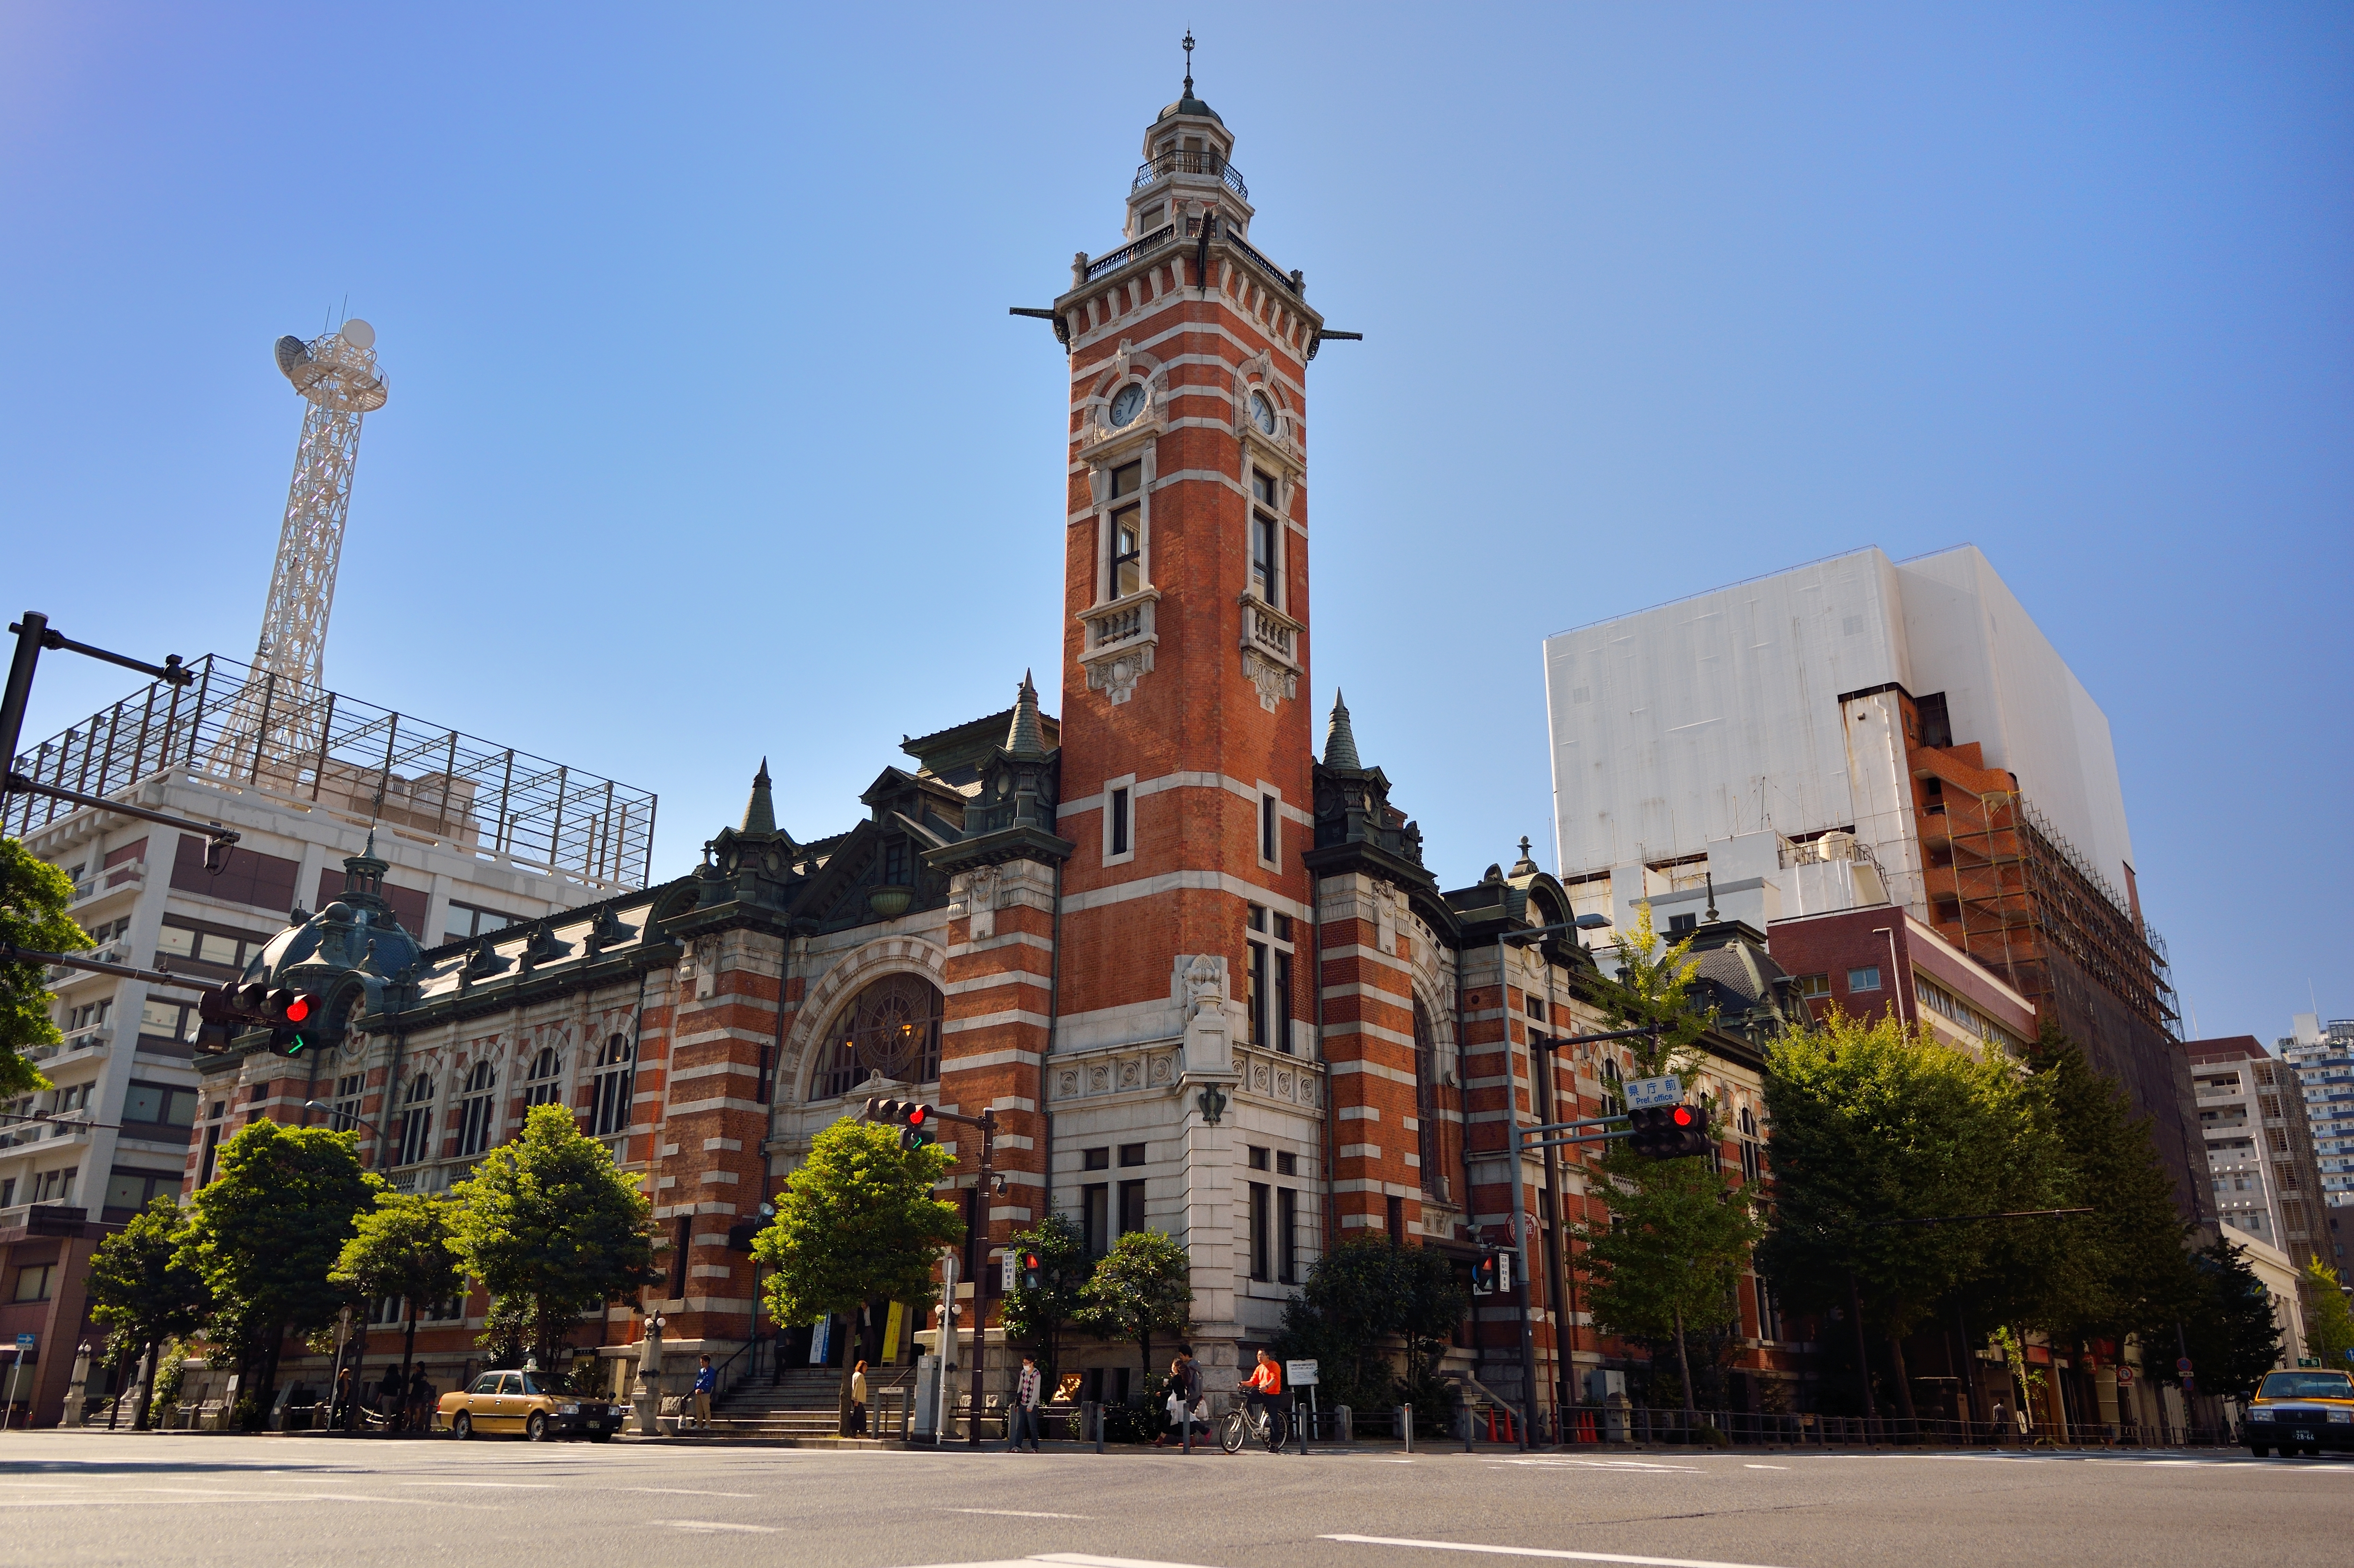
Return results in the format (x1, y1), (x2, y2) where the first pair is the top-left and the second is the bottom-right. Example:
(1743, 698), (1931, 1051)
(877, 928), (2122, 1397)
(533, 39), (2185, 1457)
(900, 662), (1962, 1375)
(1132, 148), (1248, 201)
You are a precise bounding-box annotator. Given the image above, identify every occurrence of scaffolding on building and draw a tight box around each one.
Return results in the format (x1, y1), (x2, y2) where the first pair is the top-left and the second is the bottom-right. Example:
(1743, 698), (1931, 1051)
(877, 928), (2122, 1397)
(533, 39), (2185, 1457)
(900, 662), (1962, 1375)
(7, 652), (657, 893)
(1932, 787), (2176, 1037)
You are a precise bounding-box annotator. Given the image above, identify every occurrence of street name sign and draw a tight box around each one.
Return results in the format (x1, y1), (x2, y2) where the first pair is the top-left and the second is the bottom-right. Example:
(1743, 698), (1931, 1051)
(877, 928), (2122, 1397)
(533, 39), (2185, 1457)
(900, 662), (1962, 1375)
(1623, 1075), (1681, 1110)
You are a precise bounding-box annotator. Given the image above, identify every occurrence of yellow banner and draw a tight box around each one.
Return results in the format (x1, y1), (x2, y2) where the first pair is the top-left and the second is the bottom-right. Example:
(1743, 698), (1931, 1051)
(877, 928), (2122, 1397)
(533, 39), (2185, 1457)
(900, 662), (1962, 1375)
(882, 1301), (904, 1361)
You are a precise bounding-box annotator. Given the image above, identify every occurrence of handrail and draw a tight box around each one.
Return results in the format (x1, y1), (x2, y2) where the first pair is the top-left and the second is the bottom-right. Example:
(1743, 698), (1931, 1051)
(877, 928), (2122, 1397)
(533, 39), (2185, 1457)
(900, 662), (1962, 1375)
(1086, 226), (1177, 283)
(1132, 150), (1248, 200)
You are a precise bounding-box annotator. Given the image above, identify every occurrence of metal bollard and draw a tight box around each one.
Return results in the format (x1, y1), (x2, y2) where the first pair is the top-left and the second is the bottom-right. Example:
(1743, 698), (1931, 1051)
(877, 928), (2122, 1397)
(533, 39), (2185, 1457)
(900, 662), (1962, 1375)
(1401, 1402), (1413, 1454)
(1092, 1400), (1105, 1454)
(1463, 1403), (1475, 1452)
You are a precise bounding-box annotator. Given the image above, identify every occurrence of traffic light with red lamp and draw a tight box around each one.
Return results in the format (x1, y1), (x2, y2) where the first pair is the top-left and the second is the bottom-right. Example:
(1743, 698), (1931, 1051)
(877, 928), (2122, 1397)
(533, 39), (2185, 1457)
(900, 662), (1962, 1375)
(864, 1096), (941, 1151)
(211, 980), (327, 1057)
(1471, 1251), (1515, 1296)
(1627, 1103), (1712, 1161)
(1018, 1250), (1042, 1293)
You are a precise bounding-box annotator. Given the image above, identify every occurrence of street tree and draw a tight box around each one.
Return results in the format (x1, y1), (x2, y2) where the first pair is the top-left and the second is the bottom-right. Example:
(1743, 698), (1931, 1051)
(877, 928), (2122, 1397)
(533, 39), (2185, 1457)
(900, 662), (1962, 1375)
(449, 1104), (653, 1370)
(1272, 1234), (1467, 1418)
(84, 1196), (210, 1429)
(756, 1116), (958, 1432)
(2174, 1236), (2283, 1401)
(1994, 1027), (2197, 1360)
(0, 836), (89, 1097)
(1578, 1147), (1763, 1415)
(2299, 1260), (2354, 1376)
(333, 1191), (466, 1401)
(1082, 1229), (1194, 1394)
(176, 1120), (380, 1422)
(997, 1212), (1089, 1381)
(1579, 903), (1759, 1414)
(1757, 1009), (2058, 1422)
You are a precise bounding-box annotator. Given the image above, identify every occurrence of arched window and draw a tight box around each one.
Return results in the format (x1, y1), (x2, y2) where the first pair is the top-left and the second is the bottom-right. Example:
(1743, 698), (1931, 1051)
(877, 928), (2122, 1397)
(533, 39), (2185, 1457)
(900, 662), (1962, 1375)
(397, 1075), (436, 1166)
(591, 1033), (634, 1137)
(1737, 1105), (1762, 1184)
(523, 1046), (563, 1108)
(1413, 998), (1446, 1201)
(812, 974), (943, 1101)
(455, 1060), (497, 1158)
(1600, 1056), (1624, 1116)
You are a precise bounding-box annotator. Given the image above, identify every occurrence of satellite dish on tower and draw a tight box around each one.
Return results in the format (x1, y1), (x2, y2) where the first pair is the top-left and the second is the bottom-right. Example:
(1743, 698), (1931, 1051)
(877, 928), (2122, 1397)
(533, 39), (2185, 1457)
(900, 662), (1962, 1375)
(339, 318), (376, 350)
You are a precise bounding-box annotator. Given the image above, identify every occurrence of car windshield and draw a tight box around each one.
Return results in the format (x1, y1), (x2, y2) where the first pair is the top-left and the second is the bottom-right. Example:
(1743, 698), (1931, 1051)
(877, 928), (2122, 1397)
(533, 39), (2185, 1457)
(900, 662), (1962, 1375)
(516, 1373), (561, 1396)
(2258, 1371), (2354, 1400)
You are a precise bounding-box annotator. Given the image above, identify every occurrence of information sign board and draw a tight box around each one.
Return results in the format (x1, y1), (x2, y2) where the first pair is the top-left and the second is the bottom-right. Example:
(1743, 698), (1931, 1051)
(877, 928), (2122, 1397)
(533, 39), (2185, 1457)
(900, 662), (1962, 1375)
(1623, 1076), (1681, 1111)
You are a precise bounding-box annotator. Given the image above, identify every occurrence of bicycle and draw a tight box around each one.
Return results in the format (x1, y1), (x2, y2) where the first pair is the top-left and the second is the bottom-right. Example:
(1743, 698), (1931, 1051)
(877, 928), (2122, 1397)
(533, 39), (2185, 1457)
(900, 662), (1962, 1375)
(1220, 1395), (1291, 1454)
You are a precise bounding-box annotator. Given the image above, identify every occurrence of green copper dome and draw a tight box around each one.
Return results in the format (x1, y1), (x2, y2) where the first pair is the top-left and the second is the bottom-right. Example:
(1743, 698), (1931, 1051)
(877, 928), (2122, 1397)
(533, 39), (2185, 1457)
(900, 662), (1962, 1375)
(1156, 94), (1222, 125)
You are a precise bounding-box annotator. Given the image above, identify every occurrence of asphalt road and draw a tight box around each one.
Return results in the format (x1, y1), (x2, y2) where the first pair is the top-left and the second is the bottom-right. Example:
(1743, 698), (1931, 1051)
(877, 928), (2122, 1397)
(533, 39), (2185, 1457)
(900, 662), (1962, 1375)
(3, 1431), (2348, 1568)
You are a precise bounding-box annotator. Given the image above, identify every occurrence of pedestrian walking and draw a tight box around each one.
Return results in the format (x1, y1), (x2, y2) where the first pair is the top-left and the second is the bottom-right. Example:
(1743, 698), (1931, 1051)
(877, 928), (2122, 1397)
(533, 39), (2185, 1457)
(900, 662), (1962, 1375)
(406, 1367), (433, 1433)
(1008, 1353), (1043, 1452)
(693, 1355), (718, 1430)
(1988, 1400), (2007, 1445)
(846, 1359), (866, 1437)
(1161, 1357), (1198, 1448)
(376, 1364), (403, 1431)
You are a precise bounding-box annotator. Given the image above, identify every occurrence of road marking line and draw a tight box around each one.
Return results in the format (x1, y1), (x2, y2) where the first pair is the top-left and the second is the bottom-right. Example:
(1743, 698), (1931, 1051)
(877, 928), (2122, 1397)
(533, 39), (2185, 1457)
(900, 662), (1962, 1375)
(1034, 1556), (1259, 1568)
(396, 1480), (557, 1488)
(946, 1508), (1093, 1519)
(1493, 1459), (1705, 1474)
(1321, 1534), (1795, 1568)
(1742, 1465), (1787, 1470)
(626, 1488), (759, 1498)
(649, 1519), (780, 1533)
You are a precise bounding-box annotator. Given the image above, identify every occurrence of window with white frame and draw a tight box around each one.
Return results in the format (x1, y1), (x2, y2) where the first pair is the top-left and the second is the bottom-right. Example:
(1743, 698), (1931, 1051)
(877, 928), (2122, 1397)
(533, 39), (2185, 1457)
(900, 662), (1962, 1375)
(1102, 774), (1136, 866)
(1244, 904), (1295, 1055)
(522, 1046), (564, 1108)
(1107, 461), (1143, 601)
(455, 1061), (498, 1158)
(592, 1033), (634, 1136)
(397, 1074), (436, 1166)
(1249, 469), (1281, 607)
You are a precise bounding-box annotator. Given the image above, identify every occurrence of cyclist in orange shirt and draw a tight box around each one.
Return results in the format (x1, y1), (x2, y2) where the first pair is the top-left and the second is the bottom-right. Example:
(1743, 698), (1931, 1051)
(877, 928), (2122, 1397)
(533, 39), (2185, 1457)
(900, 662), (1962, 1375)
(1239, 1348), (1287, 1441)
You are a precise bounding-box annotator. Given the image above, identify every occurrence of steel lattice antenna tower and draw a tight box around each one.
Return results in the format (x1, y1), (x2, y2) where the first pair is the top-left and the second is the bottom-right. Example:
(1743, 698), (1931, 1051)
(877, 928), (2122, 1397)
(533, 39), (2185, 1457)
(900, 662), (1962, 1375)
(210, 319), (388, 777)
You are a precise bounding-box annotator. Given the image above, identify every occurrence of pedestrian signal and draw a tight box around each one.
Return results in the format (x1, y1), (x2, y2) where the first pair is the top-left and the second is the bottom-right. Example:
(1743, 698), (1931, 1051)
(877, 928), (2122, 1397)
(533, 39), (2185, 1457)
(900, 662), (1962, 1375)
(1472, 1251), (1514, 1296)
(1020, 1251), (1042, 1293)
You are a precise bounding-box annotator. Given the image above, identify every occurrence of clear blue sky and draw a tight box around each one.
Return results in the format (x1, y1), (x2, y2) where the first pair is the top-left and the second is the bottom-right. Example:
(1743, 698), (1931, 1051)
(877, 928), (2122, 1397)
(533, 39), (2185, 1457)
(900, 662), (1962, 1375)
(3, 4), (2346, 1043)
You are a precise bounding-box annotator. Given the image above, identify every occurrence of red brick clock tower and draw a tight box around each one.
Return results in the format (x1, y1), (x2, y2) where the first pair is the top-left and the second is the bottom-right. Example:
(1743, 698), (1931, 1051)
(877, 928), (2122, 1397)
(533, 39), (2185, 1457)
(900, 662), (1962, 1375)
(1036, 65), (1329, 1370)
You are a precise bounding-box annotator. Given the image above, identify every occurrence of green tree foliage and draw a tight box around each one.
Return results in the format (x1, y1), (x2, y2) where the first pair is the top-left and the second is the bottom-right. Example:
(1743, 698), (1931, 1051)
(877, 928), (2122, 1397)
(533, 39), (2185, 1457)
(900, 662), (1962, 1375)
(1578, 1147), (1763, 1413)
(1272, 1235), (1467, 1418)
(176, 1121), (380, 1421)
(84, 1196), (211, 1429)
(756, 1117), (959, 1427)
(0, 837), (89, 1097)
(2299, 1260), (2354, 1375)
(2174, 1236), (2283, 1400)
(449, 1104), (653, 1369)
(1595, 903), (1711, 1078)
(1757, 1009), (2057, 1418)
(1579, 903), (1758, 1412)
(997, 1212), (1088, 1379)
(333, 1191), (466, 1392)
(1081, 1228), (1194, 1385)
(1998, 1027), (2196, 1349)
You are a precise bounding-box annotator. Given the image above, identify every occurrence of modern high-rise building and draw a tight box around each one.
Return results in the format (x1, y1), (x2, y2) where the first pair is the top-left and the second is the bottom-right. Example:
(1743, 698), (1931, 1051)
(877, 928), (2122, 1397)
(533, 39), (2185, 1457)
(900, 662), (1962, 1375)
(1542, 546), (2202, 1219)
(2184, 1037), (2328, 1272)
(2282, 1015), (2354, 1236)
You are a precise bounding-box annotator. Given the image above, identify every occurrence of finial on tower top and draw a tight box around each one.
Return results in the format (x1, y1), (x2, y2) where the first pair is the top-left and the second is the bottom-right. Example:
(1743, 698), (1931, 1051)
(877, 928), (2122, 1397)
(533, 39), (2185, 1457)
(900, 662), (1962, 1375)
(1183, 31), (1195, 96)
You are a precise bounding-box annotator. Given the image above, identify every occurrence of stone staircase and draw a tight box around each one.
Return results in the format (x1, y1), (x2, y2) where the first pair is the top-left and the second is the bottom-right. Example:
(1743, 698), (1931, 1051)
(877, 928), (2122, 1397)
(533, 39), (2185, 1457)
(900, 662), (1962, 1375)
(698, 1366), (915, 1441)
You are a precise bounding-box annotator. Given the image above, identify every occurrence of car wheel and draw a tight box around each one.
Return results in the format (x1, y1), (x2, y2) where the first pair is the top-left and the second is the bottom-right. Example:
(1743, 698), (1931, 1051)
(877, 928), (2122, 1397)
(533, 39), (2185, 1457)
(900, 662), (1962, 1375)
(527, 1413), (549, 1443)
(452, 1413), (472, 1441)
(2249, 1445), (2268, 1458)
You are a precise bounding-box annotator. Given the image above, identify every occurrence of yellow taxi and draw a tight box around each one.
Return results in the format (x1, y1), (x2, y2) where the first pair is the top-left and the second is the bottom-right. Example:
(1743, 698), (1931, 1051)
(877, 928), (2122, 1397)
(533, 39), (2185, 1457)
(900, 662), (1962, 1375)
(2244, 1369), (2354, 1458)
(436, 1369), (624, 1442)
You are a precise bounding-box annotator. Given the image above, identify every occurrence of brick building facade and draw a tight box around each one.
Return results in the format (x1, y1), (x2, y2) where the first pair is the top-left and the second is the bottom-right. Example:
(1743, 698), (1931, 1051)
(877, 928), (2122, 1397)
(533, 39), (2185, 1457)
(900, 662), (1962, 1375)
(163, 76), (1806, 1428)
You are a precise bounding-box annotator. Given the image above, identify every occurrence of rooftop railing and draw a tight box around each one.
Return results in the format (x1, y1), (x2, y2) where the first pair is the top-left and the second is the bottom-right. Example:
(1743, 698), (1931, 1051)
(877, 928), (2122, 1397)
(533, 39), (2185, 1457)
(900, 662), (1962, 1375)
(9, 652), (658, 893)
(1132, 148), (1248, 201)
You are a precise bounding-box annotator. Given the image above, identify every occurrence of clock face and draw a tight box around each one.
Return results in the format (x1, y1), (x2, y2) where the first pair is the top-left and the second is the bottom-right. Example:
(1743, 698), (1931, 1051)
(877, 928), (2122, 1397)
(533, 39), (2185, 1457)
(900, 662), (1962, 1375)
(1109, 384), (1148, 428)
(1249, 390), (1277, 435)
